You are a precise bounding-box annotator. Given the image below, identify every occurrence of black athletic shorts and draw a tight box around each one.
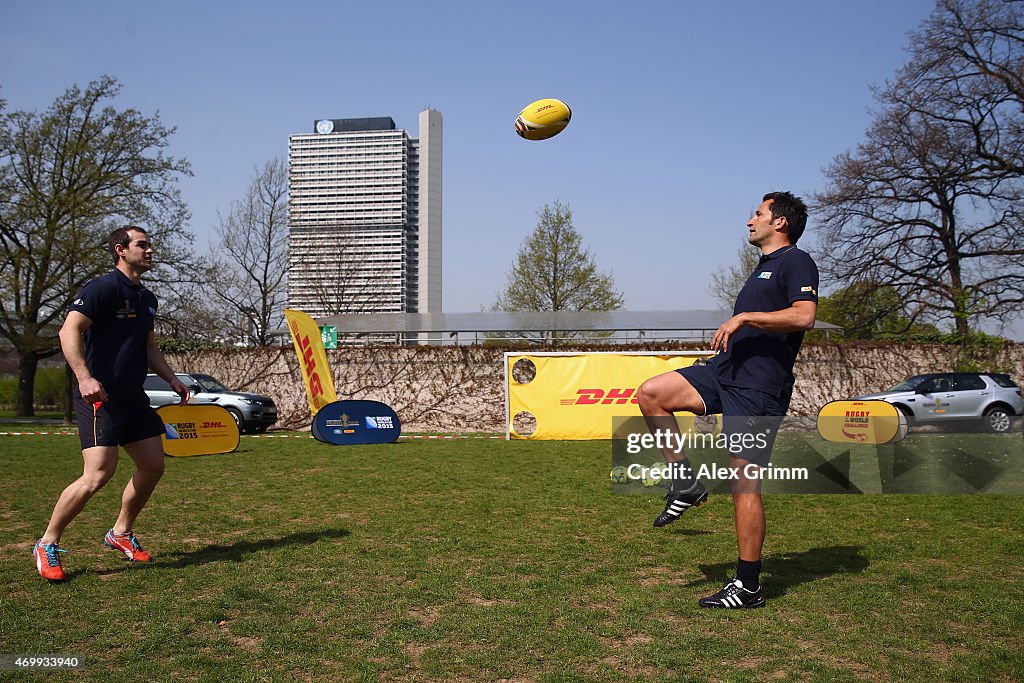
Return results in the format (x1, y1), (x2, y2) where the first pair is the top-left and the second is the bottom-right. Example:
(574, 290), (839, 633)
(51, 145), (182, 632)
(74, 394), (165, 449)
(674, 362), (790, 467)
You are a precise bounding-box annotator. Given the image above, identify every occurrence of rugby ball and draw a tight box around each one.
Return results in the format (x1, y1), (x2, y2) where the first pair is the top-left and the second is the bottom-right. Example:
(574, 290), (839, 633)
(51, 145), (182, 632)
(515, 98), (572, 140)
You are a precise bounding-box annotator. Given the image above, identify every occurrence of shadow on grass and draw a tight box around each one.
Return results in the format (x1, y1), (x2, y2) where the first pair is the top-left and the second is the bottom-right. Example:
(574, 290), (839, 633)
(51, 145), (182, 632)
(667, 528), (714, 536)
(686, 545), (869, 598)
(155, 528), (351, 569)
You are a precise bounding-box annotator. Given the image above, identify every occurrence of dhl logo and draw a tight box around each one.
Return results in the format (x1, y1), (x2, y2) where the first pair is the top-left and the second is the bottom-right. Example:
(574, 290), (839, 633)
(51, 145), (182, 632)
(291, 320), (327, 404)
(561, 388), (639, 406)
(201, 421), (225, 429)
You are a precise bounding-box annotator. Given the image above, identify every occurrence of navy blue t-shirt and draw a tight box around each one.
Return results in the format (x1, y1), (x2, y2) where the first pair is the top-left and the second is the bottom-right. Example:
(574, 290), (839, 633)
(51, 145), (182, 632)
(709, 246), (819, 397)
(67, 270), (158, 402)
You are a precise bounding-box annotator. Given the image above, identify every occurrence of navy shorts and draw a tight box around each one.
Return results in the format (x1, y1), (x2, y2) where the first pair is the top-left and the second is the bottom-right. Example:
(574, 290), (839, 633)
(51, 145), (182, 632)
(674, 362), (790, 466)
(74, 394), (165, 449)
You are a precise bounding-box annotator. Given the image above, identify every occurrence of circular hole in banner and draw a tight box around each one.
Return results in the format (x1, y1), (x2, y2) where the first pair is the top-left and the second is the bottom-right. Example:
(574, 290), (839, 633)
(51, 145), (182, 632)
(511, 358), (537, 384)
(512, 410), (537, 437)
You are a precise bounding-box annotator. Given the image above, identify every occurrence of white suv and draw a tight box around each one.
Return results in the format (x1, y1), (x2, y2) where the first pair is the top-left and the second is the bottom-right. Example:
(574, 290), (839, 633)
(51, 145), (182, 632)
(144, 373), (278, 433)
(854, 372), (1022, 433)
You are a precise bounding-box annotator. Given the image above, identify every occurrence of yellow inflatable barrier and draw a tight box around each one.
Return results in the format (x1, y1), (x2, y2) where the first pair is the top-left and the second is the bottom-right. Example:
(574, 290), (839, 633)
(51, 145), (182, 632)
(817, 400), (907, 445)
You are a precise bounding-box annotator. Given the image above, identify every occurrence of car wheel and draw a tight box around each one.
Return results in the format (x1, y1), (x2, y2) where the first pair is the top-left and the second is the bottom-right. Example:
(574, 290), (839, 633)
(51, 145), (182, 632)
(983, 406), (1012, 433)
(226, 407), (245, 433)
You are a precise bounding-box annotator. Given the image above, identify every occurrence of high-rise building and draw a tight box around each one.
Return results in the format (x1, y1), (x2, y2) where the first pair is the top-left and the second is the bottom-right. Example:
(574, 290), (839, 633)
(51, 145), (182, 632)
(287, 110), (442, 319)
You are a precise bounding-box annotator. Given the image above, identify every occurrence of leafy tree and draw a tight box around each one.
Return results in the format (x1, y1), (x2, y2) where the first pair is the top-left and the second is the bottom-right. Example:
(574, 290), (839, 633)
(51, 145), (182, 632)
(814, 0), (1024, 339)
(815, 282), (940, 340)
(493, 201), (624, 342)
(0, 76), (192, 415)
(707, 238), (760, 311)
(203, 158), (289, 346)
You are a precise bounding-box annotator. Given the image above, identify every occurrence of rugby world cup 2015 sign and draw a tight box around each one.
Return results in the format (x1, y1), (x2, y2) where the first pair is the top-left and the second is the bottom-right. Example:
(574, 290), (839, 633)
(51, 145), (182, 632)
(157, 405), (241, 457)
(312, 400), (401, 445)
(817, 400), (908, 445)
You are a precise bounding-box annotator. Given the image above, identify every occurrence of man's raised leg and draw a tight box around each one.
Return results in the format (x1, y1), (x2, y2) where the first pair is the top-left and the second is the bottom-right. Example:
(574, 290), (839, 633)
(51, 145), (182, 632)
(637, 371), (710, 527)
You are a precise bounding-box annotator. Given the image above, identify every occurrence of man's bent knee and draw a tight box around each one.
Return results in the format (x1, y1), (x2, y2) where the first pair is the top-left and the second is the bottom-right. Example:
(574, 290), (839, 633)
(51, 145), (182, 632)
(80, 469), (116, 494)
(637, 378), (663, 414)
(124, 437), (166, 475)
(638, 372), (704, 416)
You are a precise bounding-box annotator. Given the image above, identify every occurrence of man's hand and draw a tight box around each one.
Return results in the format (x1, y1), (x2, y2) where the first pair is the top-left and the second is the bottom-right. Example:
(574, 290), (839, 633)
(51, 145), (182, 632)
(169, 377), (190, 406)
(78, 377), (109, 405)
(711, 314), (748, 353)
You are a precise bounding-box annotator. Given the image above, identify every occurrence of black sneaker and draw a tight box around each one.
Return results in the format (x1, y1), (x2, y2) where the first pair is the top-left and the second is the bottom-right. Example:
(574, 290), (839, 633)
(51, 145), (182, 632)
(653, 480), (708, 527)
(698, 578), (766, 609)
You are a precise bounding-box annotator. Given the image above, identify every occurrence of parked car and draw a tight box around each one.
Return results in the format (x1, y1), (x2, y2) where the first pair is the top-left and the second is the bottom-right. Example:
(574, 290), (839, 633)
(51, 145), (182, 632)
(853, 372), (1022, 433)
(144, 373), (278, 433)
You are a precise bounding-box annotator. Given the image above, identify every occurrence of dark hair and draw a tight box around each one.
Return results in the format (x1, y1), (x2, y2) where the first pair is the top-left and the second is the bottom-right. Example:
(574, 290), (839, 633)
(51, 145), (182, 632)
(763, 191), (808, 244)
(108, 225), (146, 265)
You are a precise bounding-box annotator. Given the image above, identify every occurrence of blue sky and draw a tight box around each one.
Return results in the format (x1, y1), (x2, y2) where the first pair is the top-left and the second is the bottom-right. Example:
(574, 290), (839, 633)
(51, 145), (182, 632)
(4, 0), (1019, 338)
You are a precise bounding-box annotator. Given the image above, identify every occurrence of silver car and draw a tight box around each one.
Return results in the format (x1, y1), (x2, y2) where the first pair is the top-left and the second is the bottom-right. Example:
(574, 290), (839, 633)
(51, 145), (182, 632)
(854, 372), (1022, 433)
(144, 373), (278, 433)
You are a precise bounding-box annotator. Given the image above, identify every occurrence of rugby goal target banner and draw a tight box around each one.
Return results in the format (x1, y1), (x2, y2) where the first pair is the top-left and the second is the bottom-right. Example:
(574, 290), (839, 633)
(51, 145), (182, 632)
(505, 352), (713, 440)
(157, 405), (240, 457)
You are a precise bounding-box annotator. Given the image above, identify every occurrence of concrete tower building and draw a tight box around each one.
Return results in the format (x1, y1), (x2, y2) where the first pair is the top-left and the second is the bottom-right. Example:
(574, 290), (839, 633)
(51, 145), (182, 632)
(287, 110), (442, 319)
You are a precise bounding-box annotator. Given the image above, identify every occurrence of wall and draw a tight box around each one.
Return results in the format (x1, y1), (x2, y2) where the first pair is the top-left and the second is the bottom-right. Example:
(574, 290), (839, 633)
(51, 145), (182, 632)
(165, 343), (1024, 433)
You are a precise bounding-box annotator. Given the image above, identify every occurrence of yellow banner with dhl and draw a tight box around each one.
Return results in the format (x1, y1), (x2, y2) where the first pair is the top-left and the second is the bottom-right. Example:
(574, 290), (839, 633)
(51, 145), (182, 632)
(284, 308), (338, 416)
(505, 352), (713, 440)
(157, 405), (240, 457)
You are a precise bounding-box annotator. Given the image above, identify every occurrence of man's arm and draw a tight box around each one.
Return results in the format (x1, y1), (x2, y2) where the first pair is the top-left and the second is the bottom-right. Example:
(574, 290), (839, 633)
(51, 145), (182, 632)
(59, 311), (108, 404)
(146, 331), (190, 406)
(711, 301), (817, 352)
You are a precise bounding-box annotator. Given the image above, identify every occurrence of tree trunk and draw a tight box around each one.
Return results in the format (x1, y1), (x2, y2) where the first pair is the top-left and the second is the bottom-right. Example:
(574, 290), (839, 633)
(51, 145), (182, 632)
(15, 353), (38, 417)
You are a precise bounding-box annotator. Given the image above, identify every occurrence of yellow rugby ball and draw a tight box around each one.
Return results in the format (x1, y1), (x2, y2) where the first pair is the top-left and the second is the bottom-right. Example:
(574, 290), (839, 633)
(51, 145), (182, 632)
(515, 98), (572, 141)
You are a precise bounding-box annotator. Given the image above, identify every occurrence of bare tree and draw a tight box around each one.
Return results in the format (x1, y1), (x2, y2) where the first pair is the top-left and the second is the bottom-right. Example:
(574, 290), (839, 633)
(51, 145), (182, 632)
(708, 238), (761, 311)
(151, 273), (233, 345)
(892, 0), (1024, 177)
(302, 248), (393, 317)
(205, 158), (289, 346)
(0, 76), (192, 415)
(814, 1), (1024, 337)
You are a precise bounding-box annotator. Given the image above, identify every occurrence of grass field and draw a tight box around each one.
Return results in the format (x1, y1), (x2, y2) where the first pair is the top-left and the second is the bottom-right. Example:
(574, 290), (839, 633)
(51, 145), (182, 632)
(1, 432), (1022, 682)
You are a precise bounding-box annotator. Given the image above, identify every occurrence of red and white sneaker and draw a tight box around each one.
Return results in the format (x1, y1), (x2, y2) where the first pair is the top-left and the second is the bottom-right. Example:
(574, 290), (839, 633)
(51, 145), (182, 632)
(103, 529), (152, 562)
(33, 539), (67, 581)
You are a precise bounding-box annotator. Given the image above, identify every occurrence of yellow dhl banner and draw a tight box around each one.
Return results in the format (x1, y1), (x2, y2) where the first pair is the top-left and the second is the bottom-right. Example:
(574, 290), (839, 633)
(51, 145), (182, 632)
(506, 352), (713, 440)
(284, 309), (338, 415)
(157, 405), (240, 457)
(817, 400), (905, 445)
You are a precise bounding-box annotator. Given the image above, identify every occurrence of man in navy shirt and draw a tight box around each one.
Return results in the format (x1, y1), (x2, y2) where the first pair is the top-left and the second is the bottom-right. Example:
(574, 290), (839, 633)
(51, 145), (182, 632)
(33, 226), (189, 581)
(637, 192), (819, 609)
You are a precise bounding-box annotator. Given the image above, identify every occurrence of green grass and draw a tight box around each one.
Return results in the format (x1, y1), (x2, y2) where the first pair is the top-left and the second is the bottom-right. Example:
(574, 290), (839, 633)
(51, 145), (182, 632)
(0, 409), (65, 421)
(1, 433), (1022, 682)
